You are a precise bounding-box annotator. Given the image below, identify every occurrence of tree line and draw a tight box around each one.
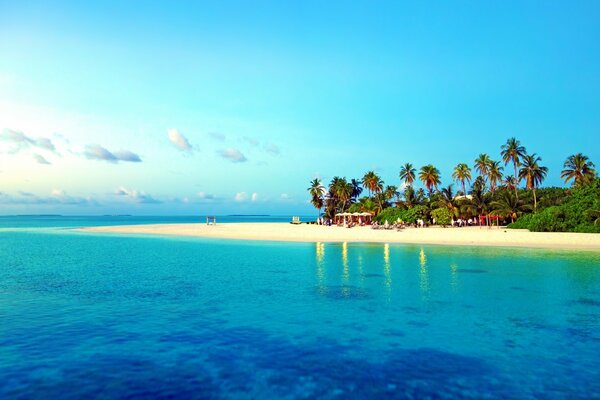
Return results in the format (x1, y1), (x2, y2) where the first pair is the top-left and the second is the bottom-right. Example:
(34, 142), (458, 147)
(308, 137), (599, 232)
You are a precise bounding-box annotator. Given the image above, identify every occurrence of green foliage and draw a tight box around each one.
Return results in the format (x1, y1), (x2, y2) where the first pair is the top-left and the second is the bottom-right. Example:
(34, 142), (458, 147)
(431, 207), (452, 226)
(374, 205), (429, 224)
(374, 207), (404, 223)
(508, 178), (600, 233)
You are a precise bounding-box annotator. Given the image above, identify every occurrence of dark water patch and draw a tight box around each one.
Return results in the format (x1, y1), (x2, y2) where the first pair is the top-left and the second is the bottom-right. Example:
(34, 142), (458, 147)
(407, 320), (430, 328)
(314, 285), (372, 300)
(362, 273), (384, 278)
(456, 268), (488, 274)
(574, 298), (600, 307)
(269, 269), (288, 274)
(382, 328), (405, 338)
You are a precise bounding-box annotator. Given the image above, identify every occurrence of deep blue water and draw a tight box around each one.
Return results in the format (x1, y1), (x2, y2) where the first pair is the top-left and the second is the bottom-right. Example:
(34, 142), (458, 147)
(1, 217), (600, 399)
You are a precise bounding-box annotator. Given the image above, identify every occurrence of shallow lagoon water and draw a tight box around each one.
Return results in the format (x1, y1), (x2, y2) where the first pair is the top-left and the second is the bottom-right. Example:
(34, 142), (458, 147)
(1, 226), (600, 399)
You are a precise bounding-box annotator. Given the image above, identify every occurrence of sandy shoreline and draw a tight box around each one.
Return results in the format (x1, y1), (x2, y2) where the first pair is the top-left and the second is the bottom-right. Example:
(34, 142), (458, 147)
(80, 223), (600, 251)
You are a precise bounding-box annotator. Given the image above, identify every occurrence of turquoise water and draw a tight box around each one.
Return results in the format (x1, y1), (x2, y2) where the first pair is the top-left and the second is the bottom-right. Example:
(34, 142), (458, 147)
(1, 219), (600, 398)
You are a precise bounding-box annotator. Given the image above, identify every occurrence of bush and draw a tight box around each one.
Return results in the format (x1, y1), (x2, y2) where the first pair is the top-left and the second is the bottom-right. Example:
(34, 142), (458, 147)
(508, 179), (600, 233)
(431, 207), (452, 226)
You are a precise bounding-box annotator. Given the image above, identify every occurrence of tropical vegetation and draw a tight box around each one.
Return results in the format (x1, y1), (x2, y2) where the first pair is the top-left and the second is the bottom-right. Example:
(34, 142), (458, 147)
(307, 138), (599, 233)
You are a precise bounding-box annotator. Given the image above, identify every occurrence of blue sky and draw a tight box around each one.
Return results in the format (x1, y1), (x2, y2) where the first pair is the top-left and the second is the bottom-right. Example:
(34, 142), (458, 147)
(1, 1), (599, 215)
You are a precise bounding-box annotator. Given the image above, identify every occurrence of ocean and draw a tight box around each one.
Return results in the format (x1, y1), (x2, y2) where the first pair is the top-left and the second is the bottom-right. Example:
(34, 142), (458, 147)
(1, 216), (599, 398)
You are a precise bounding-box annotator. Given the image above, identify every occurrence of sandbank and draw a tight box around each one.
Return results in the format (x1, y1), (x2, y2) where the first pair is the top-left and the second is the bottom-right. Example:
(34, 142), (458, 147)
(80, 223), (600, 251)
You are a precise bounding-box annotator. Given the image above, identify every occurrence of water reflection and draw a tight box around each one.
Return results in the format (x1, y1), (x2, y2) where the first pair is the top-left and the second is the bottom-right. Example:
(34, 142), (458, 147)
(315, 242), (326, 293)
(383, 243), (392, 293)
(419, 247), (430, 298)
(450, 262), (458, 291)
(342, 242), (349, 283)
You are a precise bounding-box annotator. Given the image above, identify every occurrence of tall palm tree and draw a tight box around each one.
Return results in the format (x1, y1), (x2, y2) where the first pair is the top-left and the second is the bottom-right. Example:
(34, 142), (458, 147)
(488, 161), (504, 193)
(501, 137), (527, 196)
(308, 178), (326, 218)
(452, 163), (472, 196)
(399, 163), (416, 187)
(474, 154), (492, 183)
(519, 153), (548, 211)
(490, 191), (531, 223)
(419, 164), (442, 196)
(561, 153), (596, 187)
(332, 177), (353, 211)
(362, 171), (382, 197)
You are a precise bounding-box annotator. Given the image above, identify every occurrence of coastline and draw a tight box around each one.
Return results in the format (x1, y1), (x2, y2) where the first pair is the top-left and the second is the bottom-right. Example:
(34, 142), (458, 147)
(79, 223), (600, 251)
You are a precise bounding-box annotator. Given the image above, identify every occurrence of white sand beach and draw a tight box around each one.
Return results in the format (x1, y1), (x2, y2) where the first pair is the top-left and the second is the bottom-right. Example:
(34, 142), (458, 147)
(81, 223), (600, 251)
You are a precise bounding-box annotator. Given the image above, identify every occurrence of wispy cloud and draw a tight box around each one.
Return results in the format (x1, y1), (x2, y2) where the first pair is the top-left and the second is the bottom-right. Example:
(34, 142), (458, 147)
(0, 128), (58, 155)
(264, 143), (280, 156)
(251, 192), (258, 202)
(84, 144), (142, 163)
(33, 154), (51, 165)
(219, 148), (247, 163)
(242, 136), (259, 147)
(168, 128), (193, 152)
(0, 190), (96, 206)
(114, 187), (161, 204)
(208, 132), (226, 141)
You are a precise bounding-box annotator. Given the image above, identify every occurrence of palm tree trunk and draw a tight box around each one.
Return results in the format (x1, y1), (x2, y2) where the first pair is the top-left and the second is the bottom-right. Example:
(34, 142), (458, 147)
(533, 188), (537, 212)
(462, 181), (466, 197)
(514, 163), (519, 199)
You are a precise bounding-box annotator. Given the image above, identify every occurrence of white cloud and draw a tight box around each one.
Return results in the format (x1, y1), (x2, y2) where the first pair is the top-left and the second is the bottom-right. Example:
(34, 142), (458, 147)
(0, 128), (58, 155)
(198, 192), (216, 200)
(280, 193), (291, 200)
(167, 128), (193, 152)
(219, 148), (247, 163)
(234, 192), (248, 202)
(251, 192), (258, 202)
(84, 144), (142, 163)
(114, 187), (161, 204)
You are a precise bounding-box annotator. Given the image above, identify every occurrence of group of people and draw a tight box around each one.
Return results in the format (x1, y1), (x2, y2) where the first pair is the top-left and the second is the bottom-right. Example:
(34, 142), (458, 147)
(451, 218), (478, 227)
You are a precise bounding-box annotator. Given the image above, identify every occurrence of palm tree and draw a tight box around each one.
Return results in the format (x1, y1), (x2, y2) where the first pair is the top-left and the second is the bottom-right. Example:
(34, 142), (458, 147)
(561, 153), (596, 187)
(419, 164), (442, 196)
(332, 177), (353, 211)
(463, 183), (491, 226)
(401, 185), (420, 208)
(399, 163), (416, 187)
(383, 185), (400, 200)
(437, 184), (459, 218)
(488, 161), (504, 193)
(519, 153), (548, 211)
(501, 137), (527, 196)
(362, 171), (382, 197)
(490, 191), (531, 223)
(474, 154), (492, 183)
(350, 178), (363, 200)
(308, 178), (326, 219)
(452, 163), (472, 196)
(503, 175), (518, 192)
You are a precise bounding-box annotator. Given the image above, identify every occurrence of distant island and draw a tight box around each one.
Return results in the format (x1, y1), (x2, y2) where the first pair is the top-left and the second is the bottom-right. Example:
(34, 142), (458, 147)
(227, 214), (271, 217)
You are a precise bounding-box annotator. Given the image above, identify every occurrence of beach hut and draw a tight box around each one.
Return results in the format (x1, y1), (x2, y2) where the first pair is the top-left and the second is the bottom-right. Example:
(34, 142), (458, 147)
(206, 216), (216, 225)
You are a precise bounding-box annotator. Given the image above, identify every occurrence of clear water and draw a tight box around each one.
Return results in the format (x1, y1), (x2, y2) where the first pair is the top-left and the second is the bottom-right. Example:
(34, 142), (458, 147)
(1, 218), (599, 399)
